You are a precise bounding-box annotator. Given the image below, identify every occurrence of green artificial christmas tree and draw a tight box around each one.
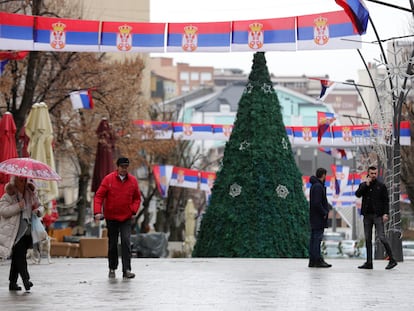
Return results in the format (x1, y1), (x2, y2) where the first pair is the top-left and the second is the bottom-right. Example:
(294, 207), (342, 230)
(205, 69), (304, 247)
(193, 52), (309, 258)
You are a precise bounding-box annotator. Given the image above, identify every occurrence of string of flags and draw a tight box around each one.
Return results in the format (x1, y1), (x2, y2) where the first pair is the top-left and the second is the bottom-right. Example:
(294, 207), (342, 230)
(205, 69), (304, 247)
(153, 163), (410, 206)
(0, 4), (369, 53)
(135, 120), (411, 147)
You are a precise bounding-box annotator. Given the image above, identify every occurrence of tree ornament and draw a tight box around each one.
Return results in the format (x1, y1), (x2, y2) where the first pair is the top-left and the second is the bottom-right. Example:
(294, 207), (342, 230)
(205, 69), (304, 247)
(281, 137), (288, 149)
(261, 83), (272, 94)
(239, 140), (250, 151)
(229, 183), (242, 197)
(276, 184), (289, 199)
(244, 83), (253, 94)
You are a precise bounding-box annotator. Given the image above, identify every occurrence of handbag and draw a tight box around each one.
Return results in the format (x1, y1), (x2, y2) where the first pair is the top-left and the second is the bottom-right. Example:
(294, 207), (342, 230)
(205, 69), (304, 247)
(31, 213), (48, 244)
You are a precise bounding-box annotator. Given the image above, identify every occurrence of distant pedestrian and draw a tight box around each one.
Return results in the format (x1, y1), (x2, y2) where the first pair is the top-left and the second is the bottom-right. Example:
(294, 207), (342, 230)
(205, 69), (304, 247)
(308, 167), (332, 268)
(355, 166), (397, 270)
(0, 176), (42, 291)
(94, 157), (141, 279)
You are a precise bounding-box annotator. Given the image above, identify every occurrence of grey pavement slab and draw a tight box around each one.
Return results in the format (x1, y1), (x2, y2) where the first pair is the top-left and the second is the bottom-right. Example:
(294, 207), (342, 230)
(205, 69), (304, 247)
(1, 257), (413, 310)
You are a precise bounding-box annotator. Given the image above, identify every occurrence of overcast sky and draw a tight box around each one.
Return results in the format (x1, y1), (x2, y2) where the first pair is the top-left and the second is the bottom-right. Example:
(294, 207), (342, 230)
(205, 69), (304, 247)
(150, 0), (412, 82)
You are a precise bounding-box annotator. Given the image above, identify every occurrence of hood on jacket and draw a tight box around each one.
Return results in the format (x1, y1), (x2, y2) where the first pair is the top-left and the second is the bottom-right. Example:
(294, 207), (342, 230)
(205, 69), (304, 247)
(310, 175), (323, 185)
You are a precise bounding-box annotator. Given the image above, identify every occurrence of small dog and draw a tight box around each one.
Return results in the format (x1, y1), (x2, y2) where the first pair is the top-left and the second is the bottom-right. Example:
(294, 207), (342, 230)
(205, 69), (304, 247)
(27, 236), (52, 264)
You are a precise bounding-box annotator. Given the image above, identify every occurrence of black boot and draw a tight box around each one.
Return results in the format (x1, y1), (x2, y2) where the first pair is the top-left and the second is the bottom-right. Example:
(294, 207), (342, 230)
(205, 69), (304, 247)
(358, 262), (373, 269)
(23, 279), (33, 291)
(9, 283), (22, 291)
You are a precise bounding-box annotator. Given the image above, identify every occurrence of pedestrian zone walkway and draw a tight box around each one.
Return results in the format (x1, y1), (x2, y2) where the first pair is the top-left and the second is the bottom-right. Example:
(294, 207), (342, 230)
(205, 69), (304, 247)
(1, 257), (413, 310)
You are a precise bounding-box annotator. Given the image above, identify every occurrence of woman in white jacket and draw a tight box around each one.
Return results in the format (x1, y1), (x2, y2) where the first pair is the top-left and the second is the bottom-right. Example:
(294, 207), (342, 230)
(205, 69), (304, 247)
(0, 176), (42, 291)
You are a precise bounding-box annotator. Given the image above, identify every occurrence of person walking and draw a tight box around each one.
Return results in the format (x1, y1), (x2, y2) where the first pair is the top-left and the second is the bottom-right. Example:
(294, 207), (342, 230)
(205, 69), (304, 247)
(308, 168), (332, 268)
(0, 176), (42, 291)
(94, 157), (141, 279)
(355, 166), (397, 270)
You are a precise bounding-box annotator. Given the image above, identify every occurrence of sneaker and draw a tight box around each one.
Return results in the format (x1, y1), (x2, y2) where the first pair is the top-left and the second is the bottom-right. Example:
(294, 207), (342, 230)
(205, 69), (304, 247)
(385, 260), (397, 270)
(108, 269), (116, 279)
(358, 262), (373, 269)
(123, 270), (135, 279)
(23, 279), (33, 291)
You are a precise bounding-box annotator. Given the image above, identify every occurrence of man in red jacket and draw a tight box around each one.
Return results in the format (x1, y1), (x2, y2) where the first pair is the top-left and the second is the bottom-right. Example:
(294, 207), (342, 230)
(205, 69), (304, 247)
(94, 157), (141, 279)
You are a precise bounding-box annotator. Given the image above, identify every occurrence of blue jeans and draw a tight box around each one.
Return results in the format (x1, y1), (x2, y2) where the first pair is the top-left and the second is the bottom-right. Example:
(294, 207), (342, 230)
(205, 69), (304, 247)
(309, 228), (324, 262)
(106, 219), (132, 272)
(363, 214), (393, 263)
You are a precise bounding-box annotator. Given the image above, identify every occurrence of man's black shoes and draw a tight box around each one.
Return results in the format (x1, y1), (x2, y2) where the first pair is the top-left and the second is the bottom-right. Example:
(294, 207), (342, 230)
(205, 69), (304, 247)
(358, 262), (373, 269)
(385, 260), (397, 270)
(9, 283), (22, 291)
(309, 259), (332, 268)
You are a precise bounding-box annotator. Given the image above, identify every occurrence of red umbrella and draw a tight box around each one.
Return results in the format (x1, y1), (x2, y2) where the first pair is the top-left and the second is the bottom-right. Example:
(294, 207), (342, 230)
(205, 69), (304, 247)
(0, 112), (18, 197)
(0, 157), (61, 181)
(91, 118), (115, 192)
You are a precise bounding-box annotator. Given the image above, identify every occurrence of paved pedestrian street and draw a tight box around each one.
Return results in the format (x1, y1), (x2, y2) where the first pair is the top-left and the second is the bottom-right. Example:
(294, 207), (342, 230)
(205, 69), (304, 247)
(1, 257), (413, 310)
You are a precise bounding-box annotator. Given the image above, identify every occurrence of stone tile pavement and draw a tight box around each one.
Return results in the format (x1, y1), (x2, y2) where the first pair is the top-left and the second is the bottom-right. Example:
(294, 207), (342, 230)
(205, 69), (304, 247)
(1, 257), (413, 310)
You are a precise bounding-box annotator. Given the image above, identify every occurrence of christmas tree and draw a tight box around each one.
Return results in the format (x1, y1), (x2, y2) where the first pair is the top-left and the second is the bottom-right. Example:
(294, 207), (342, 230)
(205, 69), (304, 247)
(193, 52), (309, 257)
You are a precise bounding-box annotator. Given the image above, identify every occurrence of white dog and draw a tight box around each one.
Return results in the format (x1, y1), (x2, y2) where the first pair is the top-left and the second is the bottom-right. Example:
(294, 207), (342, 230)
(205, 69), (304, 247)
(27, 236), (52, 264)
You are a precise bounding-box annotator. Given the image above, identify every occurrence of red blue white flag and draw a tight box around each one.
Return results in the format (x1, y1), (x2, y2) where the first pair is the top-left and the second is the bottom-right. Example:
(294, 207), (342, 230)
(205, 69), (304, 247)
(317, 111), (336, 144)
(153, 165), (173, 198)
(335, 0), (369, 35)
(100, 21), (165, 52)
(167, 22), (231, 52)
(133, 120), (173, 139)
(0, 51), (28, 76)
(70, 89), (94, 110)
(318, 147), (353, 160)
(330, 164), (350, 197)
(172, 122), (213, 140)
(199, 171), (216, 193)
(297, 10), (362, 50)
(0, 12), (34, 50)
(34, 16), (100, 52)
(231, 17), (296, 51)
(169, 167), (199, 189)
(292, 126), (318, 146)
(212, 124), (233, 140)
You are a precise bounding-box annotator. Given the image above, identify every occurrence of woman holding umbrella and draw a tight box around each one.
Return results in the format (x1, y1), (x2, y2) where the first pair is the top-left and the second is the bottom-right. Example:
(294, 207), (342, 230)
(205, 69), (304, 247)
(0, 175), (43, 291)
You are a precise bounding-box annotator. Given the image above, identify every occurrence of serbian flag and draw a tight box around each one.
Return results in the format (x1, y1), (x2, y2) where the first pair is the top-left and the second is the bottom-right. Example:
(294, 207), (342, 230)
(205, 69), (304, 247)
(169, 167), (199, 189)
(167, 22), (231, 52)
(330, 165), (350, 196)
(133, 120), (173, 139)
(231, 17), (296, 52)
(70, 89), (94, 110)
(172, 122), (213, 140)
(297, 10), (362, 50)
(319, 147), (353, 160)
(0, 51), (28, 76)
(212, 124), (233, 140)
(0, 12), (34, 50)
(199, 171), (216, 192)
(292, 126), (318, 146)
(153, 165), (173, 198)
(34, 16), (100, 52)
(317, 111), (336, 144)
(335, 0), (369, 35)
(100, 21), (165, 52)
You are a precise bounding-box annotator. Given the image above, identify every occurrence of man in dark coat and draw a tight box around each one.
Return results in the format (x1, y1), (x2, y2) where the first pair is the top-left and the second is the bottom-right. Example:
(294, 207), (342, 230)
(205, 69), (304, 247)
(355, 166), (397, 270)
(308, 167), (331, 268)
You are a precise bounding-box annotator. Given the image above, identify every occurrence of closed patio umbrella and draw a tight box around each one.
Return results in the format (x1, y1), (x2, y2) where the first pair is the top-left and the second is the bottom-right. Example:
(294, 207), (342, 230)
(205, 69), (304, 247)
(0, 112), (18, 197)
(91, 118), (115, 192)
(25, 102), (58, 204)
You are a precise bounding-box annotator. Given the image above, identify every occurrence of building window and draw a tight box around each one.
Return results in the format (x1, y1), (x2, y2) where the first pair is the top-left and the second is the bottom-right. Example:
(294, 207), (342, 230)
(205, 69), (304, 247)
(191, 72), (199, 81)
(180, 72), (189, 82)
(200, 72), (212, 82)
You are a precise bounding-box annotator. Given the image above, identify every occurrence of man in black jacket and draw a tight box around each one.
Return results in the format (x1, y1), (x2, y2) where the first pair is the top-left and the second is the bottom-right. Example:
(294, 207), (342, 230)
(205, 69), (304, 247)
(308, 167), (331, 268)
(355, 166), (397, 270)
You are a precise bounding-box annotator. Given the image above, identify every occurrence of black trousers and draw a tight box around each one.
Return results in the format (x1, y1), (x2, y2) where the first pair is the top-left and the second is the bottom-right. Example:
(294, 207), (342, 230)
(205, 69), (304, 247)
(106, 219), (132, 273)
(9, 234), (32, 284)
(363, 214), (394, 263)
